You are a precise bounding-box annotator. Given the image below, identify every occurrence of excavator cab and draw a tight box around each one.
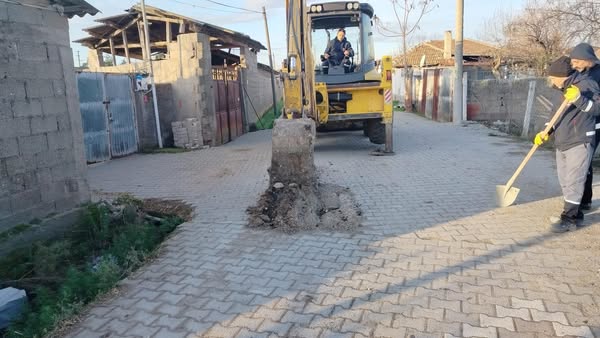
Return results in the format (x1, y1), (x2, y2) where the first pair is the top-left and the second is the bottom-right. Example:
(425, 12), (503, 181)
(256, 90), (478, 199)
(310, 2), (376, 85)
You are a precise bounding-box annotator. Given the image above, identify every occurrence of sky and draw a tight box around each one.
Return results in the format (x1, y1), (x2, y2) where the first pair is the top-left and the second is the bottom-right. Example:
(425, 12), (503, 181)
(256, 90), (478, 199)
(68, 0), (526, 67)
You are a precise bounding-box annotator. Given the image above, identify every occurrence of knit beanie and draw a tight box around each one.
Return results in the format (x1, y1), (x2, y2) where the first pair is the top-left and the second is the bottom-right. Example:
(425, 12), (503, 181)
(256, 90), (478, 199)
(548, 56), (574, 77)
(569, 43), (599, 61)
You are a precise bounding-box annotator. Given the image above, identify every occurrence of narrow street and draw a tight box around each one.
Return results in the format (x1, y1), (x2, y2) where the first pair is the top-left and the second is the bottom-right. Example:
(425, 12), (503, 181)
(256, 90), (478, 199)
(69, 112), (600, 338)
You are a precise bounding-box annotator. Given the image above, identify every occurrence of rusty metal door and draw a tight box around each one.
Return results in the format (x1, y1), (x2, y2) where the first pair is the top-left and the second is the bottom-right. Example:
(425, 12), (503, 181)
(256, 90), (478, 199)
(77, 73), (138, 163)
(212, 67), (243, 145)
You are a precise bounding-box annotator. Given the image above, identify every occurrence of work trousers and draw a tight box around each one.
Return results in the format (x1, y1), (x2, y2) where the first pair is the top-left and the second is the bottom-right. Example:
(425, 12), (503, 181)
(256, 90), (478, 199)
(556, 143), (594, 220)
(581, 131), (600, 205)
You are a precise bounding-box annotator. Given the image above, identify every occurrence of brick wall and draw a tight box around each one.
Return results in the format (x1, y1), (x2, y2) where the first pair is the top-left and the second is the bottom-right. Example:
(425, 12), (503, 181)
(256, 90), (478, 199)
(0, 1), (90, 230)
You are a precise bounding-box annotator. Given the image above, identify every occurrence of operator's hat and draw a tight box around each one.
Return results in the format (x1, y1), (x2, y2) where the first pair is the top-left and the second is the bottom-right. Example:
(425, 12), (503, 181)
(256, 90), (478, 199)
(548, 56), (574, 77)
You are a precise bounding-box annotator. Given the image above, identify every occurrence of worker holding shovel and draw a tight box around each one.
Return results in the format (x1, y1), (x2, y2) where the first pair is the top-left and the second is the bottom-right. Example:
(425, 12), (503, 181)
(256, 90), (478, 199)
(535, 56), (600, 233)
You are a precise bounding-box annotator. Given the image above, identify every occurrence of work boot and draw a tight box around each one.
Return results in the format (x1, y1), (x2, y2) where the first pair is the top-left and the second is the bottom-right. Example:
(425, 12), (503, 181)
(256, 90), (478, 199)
(580, 202), (592, 211)
(549, 216), (577, 233)
(576, 211), (586, 228)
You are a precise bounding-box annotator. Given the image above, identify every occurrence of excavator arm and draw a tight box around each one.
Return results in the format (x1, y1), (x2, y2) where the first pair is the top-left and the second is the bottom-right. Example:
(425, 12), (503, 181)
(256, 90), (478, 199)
(268, 0), (318, 186)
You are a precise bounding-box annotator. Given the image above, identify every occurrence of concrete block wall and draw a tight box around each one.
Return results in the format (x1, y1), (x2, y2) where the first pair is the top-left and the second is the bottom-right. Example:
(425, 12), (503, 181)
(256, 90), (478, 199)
(244, 67), (283, 126)
(467, 77), (555, 135)
(0, 1), (90, 230)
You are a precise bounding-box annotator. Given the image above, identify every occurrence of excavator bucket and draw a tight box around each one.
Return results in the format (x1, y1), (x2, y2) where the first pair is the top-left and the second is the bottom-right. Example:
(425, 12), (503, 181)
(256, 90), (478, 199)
(269, 118), (317, 187)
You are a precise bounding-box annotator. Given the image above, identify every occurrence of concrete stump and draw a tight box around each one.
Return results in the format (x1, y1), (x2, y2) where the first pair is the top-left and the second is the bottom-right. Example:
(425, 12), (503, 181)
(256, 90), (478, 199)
(269, 118), (316, 187)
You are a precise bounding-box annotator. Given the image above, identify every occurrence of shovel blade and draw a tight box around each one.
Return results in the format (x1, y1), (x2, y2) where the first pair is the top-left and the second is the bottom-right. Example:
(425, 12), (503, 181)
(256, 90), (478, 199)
(496, 185), (520, 207)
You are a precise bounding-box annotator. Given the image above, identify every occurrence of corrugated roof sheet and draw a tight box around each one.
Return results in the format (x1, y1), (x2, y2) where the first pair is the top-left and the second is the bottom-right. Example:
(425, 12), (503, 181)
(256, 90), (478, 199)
(50, 0), (98, 18)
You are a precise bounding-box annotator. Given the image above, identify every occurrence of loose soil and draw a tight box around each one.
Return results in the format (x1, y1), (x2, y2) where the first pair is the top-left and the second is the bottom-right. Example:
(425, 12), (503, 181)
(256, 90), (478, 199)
(247, 182), (362, 234)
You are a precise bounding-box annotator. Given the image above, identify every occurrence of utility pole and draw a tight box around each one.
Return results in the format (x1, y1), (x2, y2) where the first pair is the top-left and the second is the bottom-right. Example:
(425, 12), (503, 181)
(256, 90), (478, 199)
(76, 50), (81, 67)
(141, 0), (163, 148)
(453, 0), (464, 124)
(262, 6), (279, 118)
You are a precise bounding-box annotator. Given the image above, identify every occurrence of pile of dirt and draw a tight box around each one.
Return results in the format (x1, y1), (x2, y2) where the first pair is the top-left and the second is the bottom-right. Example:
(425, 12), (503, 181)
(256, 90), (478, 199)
(141, 198), (194, 221)
(247, 182), (362, 234)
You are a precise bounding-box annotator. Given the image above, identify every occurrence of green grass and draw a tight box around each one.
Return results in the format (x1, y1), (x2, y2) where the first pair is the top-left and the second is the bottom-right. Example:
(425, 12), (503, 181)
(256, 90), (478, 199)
(0, 223), (32, 243)
(255, 100), (284, 130)
(0, 197), (184, 338)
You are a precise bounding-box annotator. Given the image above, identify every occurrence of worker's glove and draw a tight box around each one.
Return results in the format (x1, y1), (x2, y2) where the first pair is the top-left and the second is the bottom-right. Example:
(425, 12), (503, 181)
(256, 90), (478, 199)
(533, 132), (549, 146)
(564, 85), (581, 103)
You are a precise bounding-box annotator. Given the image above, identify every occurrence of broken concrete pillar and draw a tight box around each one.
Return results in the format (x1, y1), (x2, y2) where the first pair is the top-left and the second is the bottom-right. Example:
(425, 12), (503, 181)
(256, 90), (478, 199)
(269, 118), (316, 187)
(0, 287), (26, 329)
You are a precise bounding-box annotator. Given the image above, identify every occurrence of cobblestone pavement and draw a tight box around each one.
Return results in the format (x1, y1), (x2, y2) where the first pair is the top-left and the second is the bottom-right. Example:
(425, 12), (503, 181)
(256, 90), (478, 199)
(67, 113), (600, 338)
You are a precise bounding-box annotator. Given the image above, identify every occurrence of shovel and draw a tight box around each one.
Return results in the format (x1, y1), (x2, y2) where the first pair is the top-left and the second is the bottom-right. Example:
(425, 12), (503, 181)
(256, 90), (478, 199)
(496, 99), (570, 207)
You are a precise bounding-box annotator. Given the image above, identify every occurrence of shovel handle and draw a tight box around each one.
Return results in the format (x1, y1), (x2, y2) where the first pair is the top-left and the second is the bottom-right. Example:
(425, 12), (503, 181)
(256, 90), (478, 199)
(504, 99), (570, 190)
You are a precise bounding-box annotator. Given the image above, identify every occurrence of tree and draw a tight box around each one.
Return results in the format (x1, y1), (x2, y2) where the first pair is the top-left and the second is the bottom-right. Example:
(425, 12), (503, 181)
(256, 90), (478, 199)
(480, 0), (589, 77)
(546, 0), (600, 44)
(374, 0), (437, 111)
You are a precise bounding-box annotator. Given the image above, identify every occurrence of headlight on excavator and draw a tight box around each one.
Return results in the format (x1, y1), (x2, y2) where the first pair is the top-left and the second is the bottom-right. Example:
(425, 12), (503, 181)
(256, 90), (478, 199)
(316, 5), (323, 12)
(310, 5), (317, 12)
(353, 2), (359, 9)
(346, 2), (353, 10)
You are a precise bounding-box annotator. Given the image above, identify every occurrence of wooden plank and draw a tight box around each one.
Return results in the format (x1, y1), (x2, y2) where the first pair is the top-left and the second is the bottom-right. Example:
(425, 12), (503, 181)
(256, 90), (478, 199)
(94, 16), (139, 49)
(109, 37), (117, 66)
(166, 22), (172, 43)
(101, 41), (169, 49)
(122, 31), (131, 64)
(137, 20), (148, 61)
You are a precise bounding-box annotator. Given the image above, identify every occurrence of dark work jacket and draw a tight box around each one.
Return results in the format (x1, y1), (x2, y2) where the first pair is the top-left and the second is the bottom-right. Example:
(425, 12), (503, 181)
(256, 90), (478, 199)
(551, 72), (600, 151)
(324, 37), (354, 65)
(579, 63), (600, 127)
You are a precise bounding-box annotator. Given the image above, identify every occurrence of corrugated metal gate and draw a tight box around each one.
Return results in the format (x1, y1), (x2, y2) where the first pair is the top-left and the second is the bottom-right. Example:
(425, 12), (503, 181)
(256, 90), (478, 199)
(212, 67), (243, 145)
(77, 73), (138, 163)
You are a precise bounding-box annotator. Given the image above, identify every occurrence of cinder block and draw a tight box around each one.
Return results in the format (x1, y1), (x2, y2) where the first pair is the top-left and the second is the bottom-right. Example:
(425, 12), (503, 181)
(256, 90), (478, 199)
(0, 3), (8, 22)
(40, 181), (67, 203)
(35, 62), (62, 80)
(0, 39), (18, 63)
(10, 188), (41, 211)
(12, 99), (43, 118)
(35, 167), (52, 184)
(35, 150), (60, 169)
(51, 162), (76, 182)
(47, 132), (71, 150)
(25, 79), (54, 99)
(0, 117), (30, 138)
(17, 41), (48, 62)
(42, 11), (67, 30)
(0, 177), (9, 198)
(41, 96), (67, 115)
(30, 116), (58, 134)
(0, 138), (18, 158)
(4, 60), (37, 80)
(4, 155), (33, 176)
(0, 160), (7, 178)
(18, 134), (48, 155)
(45, 44), (59, 62)
(0, 196), (11, 219)
(52, 79), (66, 96)
(56, 114), (71, 132)
(7, 3), (42, 25)
(0, 101), (13, 120)
(0, 79), (27, 101)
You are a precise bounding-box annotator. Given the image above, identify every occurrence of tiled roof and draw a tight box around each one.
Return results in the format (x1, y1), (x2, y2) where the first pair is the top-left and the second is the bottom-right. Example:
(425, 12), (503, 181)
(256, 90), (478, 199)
(393, 39), (499, 68)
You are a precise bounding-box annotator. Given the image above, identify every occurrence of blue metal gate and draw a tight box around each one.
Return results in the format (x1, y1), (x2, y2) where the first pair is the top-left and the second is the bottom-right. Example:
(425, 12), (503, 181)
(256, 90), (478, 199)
(77, 73), (139, 163)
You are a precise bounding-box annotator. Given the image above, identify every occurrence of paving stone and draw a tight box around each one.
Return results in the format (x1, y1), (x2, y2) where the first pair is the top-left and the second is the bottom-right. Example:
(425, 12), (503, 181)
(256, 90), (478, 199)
(552, 323), (594, 338)
(495, 305), (531, 321)
(462, 323), (498, 338)
(530, 309), (569, 325)
(511, 297), (545, 311)
(513, 319), (555, 335)
(152, 327), (189, 338)
(67, 113), (600, 337)
(480, 314), (515, 331)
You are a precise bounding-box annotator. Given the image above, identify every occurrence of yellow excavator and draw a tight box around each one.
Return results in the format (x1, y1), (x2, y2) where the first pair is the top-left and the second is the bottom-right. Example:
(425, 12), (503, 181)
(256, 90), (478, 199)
(270, 0), (394, 184)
